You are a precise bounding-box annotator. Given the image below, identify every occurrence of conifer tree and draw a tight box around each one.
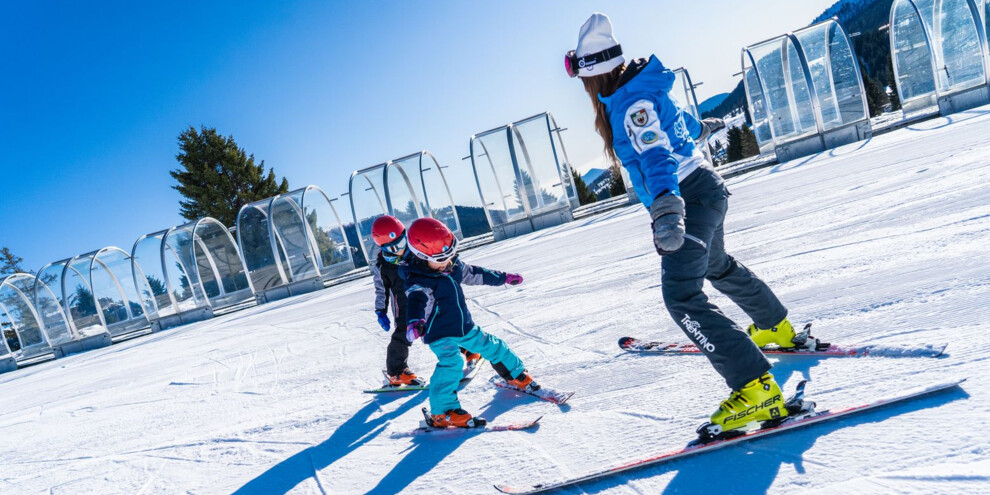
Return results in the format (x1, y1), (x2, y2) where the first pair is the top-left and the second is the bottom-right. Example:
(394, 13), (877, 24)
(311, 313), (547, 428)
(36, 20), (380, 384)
(570, 167), (598, 205)
(886, 53), (901, 111)
(0, 247), (28, 276)
(171, 126), (289, 226)
(740, 125), (760, 159)
(726, 127), (744, 162)
(608, 163), (627, 197)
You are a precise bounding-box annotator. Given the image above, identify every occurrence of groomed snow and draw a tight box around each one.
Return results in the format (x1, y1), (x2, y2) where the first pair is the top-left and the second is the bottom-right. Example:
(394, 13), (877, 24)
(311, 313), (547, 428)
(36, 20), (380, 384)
(4, 106), (990, 494)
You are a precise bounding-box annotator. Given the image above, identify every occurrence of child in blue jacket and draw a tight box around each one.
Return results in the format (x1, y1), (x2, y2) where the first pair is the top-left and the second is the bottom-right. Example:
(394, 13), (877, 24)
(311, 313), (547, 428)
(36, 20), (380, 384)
(400, 218), (530, 428)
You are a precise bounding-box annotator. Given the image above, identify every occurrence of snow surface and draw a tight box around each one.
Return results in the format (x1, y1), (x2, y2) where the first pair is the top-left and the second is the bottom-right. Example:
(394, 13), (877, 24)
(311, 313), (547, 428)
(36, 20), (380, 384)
(4, 106), (990, 494)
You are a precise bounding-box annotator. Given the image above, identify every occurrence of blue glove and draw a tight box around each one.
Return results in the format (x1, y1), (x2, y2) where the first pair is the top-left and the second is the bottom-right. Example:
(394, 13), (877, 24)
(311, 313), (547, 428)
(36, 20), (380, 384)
(375, 309), (390, 332)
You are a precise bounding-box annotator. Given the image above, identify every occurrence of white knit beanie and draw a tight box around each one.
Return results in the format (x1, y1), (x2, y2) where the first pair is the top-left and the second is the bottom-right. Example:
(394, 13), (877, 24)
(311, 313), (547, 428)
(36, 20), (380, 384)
(575, 12), (624, 78)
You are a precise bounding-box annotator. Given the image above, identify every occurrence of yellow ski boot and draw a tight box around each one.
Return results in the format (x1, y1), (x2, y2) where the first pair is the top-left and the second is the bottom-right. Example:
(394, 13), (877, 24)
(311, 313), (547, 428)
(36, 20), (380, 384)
(747, 318), (798, 349)
(700, 372), (788, 440)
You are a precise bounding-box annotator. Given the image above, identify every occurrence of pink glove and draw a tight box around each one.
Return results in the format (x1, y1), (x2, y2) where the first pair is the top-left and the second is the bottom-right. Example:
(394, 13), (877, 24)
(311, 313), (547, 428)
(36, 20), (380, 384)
(406, 319), (426, 342)
(505, 273), (524, 286)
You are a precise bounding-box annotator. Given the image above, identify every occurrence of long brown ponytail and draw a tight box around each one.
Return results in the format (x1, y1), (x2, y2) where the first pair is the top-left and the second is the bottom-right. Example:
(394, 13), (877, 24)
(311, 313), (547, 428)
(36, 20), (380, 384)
(581, 64), (625, 167)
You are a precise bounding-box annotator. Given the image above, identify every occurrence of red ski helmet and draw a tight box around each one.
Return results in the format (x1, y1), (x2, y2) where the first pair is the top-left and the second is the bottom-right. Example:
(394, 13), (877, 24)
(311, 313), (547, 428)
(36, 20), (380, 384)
(407, 218), (458, 263)
(371, 215), (406, 253)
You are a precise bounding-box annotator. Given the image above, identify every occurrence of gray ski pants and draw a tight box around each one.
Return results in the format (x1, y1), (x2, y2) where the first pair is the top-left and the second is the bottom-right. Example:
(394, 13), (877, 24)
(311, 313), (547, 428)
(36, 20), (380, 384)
(660, 165), (786, 390)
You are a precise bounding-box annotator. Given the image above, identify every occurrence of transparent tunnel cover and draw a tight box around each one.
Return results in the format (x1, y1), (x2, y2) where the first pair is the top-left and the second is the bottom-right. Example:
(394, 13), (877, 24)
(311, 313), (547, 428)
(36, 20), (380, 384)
(349, 165), (389, 264)
(238, 201), (288, 291)
(512, 116), (569, 214)
(471, 129), (525, 227)
(893, 0), (938, 102)
(300, 186), (354, 279)
(270, 190), (320, 283)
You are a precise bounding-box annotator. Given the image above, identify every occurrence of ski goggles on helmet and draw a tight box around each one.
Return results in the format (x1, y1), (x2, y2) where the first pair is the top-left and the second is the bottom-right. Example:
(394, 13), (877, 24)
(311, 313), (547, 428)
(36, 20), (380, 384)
(564, 44), (623, 78)
(410, 236), (459, 264)
(380, 234), (407, 256)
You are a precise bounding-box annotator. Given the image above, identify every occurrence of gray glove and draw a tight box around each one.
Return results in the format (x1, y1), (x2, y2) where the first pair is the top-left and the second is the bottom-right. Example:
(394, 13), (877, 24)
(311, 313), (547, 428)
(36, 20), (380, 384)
(650, 194), (686, 254)
(695, 117), (725, 142)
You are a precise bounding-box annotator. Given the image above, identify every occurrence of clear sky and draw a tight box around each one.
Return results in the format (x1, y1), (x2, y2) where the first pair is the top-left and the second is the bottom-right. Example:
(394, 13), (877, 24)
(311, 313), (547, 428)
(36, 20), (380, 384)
(1, 0), (838, 271)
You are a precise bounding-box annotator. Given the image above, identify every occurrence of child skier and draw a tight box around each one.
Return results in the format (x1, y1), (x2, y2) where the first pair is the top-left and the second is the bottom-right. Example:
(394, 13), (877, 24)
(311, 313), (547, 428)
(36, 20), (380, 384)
(565, 13), (798, 437)
(371, 216), (482, 388)
(400, 218), (531, 428)
(369, 215), (423, 386)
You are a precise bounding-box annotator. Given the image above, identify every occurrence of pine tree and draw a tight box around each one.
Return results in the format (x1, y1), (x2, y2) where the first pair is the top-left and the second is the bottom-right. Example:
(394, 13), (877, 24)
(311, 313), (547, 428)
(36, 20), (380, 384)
(171, 126), (290, 227)
(726, 127), (744, 162)
(886, 52), (901, 111)
(740, 125), (760, 159)
(860, 63), (887, 117)
(570, 167), (598, 205)
(0, 247), (28, 276)
(608, 163), (627, 197)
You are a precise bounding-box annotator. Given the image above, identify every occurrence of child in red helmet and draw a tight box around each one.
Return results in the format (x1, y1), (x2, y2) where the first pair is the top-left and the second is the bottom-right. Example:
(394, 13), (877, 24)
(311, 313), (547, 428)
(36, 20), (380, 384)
(400, 218), (530, 428)
(370, 215), (423, 387)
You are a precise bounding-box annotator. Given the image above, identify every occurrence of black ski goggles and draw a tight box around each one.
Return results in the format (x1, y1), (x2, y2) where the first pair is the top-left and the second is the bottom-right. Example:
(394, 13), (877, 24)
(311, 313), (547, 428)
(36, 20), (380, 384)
(564, 44), (622, 78)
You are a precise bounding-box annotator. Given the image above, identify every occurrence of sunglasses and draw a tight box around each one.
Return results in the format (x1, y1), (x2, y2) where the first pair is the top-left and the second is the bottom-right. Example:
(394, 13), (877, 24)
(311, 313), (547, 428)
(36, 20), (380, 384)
(564, 44), (623, 78)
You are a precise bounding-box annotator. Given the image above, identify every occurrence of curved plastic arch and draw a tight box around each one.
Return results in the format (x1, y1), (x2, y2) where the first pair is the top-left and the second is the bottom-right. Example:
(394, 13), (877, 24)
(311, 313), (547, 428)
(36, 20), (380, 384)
(237, 199), (290, 291)
(348, 164), (390, 265)
(132, 228), (210, 320)
(88, 246), (152, 338)
(1, 273), (54, 360)
(469, 112), (575, 238)
(55, 256), (106, 337)
(890, 0), (989, 110)
(190, 217), (255, 308)
(891, 0), (942, 109)
(742, 18), (870, 153)
(298, 185), (356, 280)
(268, 189), (321, 283)
(385, 151), (464, 239)
(741, 48), (777, 152)
(417, 151), (463, 237)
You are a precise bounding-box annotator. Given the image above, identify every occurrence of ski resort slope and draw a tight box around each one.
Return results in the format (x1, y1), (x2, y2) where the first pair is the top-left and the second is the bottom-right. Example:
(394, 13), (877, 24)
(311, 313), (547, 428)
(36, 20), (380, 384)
(4, 108), (990, 495)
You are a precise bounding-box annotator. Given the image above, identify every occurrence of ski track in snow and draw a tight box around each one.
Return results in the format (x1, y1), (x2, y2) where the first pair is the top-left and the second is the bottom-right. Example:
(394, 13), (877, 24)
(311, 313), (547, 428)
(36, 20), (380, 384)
(4, 108), (990, 493)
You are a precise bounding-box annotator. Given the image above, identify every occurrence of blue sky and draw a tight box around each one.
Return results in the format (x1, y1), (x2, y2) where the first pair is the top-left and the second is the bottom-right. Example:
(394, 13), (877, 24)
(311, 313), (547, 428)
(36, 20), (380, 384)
(1, 0), (838, 271)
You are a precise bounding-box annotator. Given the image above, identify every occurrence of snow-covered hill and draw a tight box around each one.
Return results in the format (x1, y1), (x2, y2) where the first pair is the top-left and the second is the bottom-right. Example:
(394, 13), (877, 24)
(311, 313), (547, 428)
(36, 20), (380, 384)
(3, 107), (990, 493)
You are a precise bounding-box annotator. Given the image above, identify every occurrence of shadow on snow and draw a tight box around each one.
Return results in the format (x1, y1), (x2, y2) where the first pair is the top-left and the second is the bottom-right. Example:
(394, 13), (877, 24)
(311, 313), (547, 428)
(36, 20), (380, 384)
(231, 392), (427, 494)
(578, 379), (968, 495)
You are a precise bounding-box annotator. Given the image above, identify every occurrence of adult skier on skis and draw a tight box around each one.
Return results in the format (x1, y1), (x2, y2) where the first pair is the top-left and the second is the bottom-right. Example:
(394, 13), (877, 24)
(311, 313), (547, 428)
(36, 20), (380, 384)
(566, 13), (798, 435)
(400, 218), (532, 428)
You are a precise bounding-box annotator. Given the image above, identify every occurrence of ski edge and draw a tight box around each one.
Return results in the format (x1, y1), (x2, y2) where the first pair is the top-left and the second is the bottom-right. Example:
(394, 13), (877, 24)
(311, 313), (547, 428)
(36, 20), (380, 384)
(494, 377), (966, 495)
(390, 415), (542, 439)
(489, 376), (575, 405)
(619, 337), (949, 358)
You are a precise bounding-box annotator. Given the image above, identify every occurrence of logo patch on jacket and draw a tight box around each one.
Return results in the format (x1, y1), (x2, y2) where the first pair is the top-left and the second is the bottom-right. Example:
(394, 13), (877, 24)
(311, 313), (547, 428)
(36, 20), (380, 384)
(641, 131), (659, 144)
(631, 109), (649, 127)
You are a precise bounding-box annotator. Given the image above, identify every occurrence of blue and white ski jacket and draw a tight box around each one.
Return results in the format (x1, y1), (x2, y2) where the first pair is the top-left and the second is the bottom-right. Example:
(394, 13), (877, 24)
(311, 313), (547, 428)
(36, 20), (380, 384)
(598, 55), (707, 208)
(400, 257), (508, 345)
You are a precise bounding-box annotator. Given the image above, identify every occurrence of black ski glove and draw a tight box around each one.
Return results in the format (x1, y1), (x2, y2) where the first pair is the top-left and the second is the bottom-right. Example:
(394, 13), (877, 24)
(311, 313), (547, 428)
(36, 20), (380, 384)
(650, 194), (686, 255)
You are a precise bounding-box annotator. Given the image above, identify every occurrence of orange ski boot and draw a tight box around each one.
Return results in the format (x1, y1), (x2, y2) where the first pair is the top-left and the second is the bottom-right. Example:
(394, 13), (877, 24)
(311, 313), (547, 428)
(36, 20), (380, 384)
(507, 370), (541, 393)
(428, 408), (486, 428)
(461, 348), (482, 365)
(387, 369), (425, 387)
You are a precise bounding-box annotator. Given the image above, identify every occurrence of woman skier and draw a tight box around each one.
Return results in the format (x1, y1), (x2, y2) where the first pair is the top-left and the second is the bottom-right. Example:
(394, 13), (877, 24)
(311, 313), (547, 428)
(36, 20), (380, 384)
(565, 12), (798, 436)
(400, 218), (531, 428)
